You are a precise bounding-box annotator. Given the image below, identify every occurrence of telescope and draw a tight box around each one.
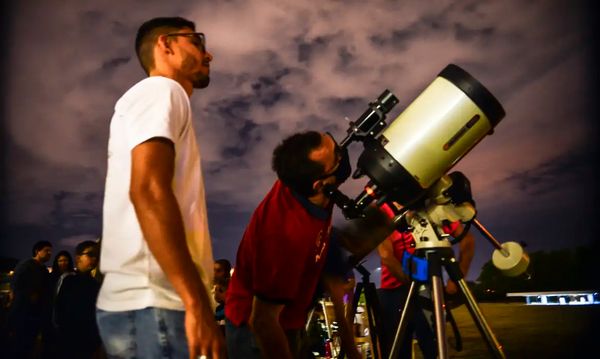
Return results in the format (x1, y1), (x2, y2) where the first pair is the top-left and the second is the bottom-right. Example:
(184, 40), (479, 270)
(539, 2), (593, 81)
(327, 64), (529, 359)
(330, 64), (504, 213)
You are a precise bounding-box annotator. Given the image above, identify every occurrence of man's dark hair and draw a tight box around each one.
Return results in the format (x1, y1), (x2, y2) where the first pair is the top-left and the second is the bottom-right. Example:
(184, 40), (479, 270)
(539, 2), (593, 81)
(272, 131), (325, 197)
(135, 17), (196, 75)
(32, 240), (52, 256)
(215, 259), (232, 276)
(75, 240), (99, 258)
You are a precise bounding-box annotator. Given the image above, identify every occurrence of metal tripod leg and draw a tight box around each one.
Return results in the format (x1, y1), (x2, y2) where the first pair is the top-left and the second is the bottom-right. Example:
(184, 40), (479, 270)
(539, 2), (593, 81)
(390, 249), (505, 359)
(445, 257), (506, 359)
(348, 265), (382, 359)
(404, 250), (449, 359)
(430, 267), (449, 358)
(363, 281), (382, 359)
(388, 255), (449, 359)
(388, 281), (417, 359)
(452, 273), (505, 357)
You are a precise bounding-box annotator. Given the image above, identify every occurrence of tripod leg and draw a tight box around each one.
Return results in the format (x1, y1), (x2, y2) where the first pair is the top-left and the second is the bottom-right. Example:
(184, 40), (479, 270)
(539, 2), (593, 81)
(457, 278), (506, 359)
(445, 257), (506, 359)
(388, 281), (417, 359)
(363, 283), (382, 359)
(305, 306), (316, 332)
(321, 299), (333, 340)
(351, 282), (363, 326)
(430, 272), (449, 359)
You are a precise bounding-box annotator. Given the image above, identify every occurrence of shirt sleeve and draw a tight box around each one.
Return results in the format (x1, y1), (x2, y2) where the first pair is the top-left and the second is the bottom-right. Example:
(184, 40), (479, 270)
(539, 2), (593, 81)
(122, 79), (189, 150)
(443, 220), (461, 235)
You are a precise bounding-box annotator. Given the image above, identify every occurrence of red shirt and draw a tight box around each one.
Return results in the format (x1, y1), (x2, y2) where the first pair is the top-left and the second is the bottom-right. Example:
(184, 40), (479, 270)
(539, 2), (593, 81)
(379, 204), (459, 289)
(225, 180), (332, 330)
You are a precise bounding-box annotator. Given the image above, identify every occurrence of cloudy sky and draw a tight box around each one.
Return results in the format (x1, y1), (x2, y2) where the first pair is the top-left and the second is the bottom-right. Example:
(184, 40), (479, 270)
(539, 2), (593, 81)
(1, 0), (598, 282)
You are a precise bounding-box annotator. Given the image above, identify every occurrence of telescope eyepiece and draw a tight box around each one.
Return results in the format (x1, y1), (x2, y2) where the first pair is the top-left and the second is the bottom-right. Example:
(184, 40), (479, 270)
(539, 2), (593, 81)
(375, 89), (399, 114)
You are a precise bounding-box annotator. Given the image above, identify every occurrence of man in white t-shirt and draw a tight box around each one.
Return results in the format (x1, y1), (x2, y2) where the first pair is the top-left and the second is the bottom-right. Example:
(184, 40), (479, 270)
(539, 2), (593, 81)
(96, 17), (225, 359)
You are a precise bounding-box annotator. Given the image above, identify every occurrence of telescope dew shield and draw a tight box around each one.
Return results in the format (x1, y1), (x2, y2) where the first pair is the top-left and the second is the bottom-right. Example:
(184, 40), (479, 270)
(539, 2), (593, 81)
(357, 64), (505, 207)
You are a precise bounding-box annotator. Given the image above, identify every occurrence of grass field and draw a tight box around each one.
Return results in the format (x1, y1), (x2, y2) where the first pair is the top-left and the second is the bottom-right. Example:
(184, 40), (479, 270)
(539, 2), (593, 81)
(412, 302), (600, 358)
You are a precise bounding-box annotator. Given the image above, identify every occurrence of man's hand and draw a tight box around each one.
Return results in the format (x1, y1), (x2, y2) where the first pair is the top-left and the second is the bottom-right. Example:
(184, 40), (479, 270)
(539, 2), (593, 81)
(322, 275), (361, 359)
(444, 279), (466, 309)
(250, 297), (293, 359)
(185, 305), (226, 359)
(130, 139), (226, 358)
(377, 237), (410, 283)
(445, 279), (458, 295)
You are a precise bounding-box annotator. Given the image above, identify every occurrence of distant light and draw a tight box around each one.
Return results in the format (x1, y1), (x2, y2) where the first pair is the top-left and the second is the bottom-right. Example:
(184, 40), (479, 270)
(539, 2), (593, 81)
(508, 291), (600, 306)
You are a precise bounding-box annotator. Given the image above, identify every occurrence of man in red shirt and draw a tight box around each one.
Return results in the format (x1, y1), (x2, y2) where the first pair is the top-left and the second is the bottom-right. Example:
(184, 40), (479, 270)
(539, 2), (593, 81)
(377, 203), (475, 359)
(225, 131), (351, 358)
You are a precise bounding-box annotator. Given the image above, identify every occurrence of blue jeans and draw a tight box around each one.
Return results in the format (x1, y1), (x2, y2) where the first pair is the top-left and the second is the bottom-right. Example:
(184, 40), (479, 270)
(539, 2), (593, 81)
(225, 319), (261, 359)
(96, 307), (188, 359)
(225, 318), (310, 358)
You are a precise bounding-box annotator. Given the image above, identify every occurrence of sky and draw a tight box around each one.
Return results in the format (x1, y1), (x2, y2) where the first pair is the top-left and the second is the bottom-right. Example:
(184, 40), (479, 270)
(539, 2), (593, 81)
(1, 0), (598, 284)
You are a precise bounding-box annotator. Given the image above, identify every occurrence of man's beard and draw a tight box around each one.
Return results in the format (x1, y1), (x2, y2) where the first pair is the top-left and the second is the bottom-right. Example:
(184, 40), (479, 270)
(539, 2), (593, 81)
(192, 72), (210, 89)
(182, 55), (210, 88)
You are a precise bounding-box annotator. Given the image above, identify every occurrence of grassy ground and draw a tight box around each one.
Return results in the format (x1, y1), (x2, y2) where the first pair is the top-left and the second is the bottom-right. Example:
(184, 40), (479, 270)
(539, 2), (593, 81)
(413, 302), (600, 358)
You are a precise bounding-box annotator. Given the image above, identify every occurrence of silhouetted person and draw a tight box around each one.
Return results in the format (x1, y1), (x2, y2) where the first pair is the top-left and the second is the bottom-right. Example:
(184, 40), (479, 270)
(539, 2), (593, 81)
(8, 240), (53, 359)
(44, 250), (75, 358)
(49, 251), (75, 288)
(54, 241), (102, 359)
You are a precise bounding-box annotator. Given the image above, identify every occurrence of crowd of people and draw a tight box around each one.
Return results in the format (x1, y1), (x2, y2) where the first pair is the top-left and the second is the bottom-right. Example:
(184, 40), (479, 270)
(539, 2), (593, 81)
(4, 240), (103, 358)
(3, 15), (476, 359)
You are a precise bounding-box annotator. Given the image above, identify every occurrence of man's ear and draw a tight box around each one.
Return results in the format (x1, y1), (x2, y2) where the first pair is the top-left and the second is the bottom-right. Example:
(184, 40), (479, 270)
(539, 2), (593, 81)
(157, 34), (173, 54)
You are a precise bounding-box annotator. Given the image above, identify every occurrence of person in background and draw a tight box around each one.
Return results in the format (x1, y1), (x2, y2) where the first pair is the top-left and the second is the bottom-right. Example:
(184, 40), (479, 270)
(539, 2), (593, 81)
(45, 250), (75, 358)
(214, 276), (229, 336)
(51, 251), (74, 276)
(54, 241), (103, 359)
(7, 240), (53, 358)
(214, 258), (232, 284)
(377, 202), (475, 359)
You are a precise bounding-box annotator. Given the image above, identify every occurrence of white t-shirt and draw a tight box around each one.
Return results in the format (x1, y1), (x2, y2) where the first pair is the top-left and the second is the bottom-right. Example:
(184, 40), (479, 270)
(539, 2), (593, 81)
(97, 76), (214, 311)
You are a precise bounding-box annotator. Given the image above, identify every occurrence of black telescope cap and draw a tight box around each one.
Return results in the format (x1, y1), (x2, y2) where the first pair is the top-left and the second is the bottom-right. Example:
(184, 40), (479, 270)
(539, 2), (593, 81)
(438, 64), (505, 128)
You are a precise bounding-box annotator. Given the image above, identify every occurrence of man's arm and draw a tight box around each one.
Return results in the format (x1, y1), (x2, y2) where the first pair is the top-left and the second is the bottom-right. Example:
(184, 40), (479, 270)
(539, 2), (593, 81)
(377, 237), (410, 283)
(130, 138), (224, 359)
(446, 223), (475, 295)
(322, 275), (361, 359)
(249, 296), (293, 359)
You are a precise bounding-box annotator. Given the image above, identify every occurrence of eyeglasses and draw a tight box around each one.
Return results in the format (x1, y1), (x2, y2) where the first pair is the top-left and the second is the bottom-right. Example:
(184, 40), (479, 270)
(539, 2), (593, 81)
(79, 251), (96, 258)
(165, 32), (206, 50)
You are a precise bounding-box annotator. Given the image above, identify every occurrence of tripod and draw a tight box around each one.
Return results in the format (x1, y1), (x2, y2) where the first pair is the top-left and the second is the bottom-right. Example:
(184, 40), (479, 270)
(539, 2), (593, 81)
(345, 264), (383, 359)
(389, 246), (505, 359)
